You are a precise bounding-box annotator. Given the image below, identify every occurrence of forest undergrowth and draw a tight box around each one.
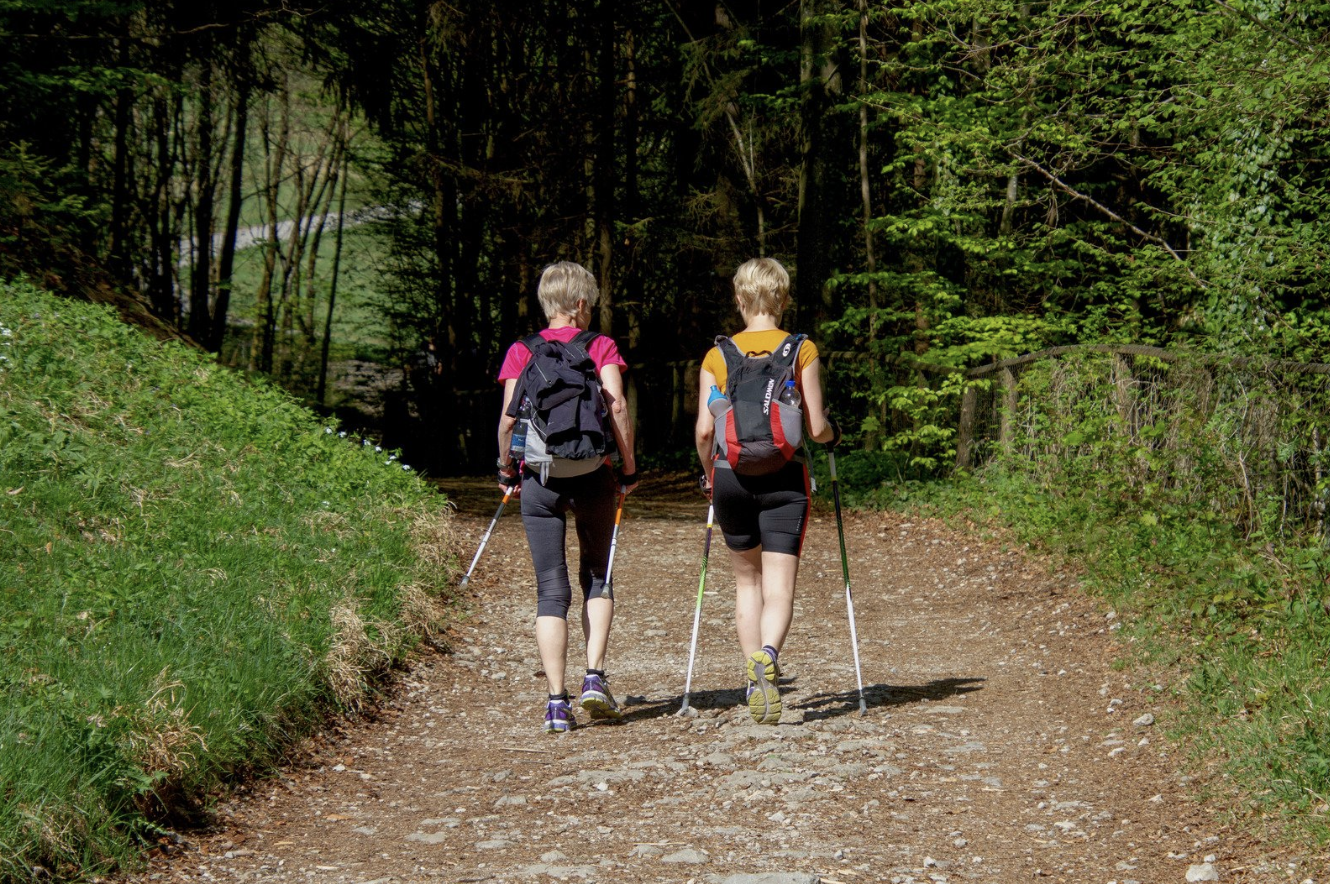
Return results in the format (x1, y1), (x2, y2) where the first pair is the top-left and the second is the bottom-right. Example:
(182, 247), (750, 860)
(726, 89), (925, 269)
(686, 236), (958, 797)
(842, 355), (1330, 850)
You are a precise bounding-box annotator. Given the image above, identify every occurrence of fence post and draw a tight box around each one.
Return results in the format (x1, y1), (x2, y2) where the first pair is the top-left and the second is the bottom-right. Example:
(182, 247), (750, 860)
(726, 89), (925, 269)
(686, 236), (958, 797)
(1112, 352), (1133, 431)
(999, 367), (1017, 455)
(956, 383), (977, 469)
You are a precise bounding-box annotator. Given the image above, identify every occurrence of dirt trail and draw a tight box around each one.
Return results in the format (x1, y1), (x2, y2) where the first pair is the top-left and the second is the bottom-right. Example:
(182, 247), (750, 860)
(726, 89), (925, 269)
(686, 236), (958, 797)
(127, 475), (1305, 884)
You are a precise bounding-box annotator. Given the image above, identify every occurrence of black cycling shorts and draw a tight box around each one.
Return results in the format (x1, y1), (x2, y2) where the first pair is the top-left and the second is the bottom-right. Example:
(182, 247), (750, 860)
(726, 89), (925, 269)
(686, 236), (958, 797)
(711, 461), (810, 556)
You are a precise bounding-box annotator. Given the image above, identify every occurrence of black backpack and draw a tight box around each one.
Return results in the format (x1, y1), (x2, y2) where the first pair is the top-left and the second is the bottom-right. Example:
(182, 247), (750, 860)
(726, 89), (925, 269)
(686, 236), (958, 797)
(509, 330), (613, 481)
(712, 333), (806, 475)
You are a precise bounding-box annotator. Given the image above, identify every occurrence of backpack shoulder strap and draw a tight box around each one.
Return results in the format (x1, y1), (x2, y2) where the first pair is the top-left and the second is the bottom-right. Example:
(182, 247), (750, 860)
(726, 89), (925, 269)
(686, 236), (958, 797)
(521, 332), (547, 353)
(570, 329), (600, 350)
(770, 333), (807, 372)
(567, 330), (601, 365)
(714, 335), (745, 372)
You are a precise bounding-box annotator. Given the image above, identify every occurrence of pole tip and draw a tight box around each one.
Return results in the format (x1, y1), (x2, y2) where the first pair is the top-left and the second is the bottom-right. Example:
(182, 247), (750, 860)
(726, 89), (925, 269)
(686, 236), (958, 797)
(676, 704), (697, 718)
(459, 576), (469, 588)
(858, 698), (868, 716)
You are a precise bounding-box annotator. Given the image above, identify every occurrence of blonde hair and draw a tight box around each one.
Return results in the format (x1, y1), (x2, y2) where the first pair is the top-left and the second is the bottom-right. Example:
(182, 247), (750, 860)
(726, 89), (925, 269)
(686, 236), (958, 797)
(537, 261), (599, 319)
(733, 258), (790, 318)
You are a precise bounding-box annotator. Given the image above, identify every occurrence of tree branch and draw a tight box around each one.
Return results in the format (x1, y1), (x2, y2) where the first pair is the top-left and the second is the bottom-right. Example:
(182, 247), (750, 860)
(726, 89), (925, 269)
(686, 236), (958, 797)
(1011, 152), (1207, 289)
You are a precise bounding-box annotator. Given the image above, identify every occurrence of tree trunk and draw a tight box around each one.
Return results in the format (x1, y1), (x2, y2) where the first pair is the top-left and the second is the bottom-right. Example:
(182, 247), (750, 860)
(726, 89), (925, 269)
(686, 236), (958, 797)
(857, 0), (877, 311)
(146, 95), (177, 321)
(108, 31), (133, 282)
(187, 56), (216, 344)
(253, 86), (291, 374)
(211, 74), (250, 353)
(595, 0), (616, 338)
(797, 0), (842, 327)
(318, 153), (351, 407)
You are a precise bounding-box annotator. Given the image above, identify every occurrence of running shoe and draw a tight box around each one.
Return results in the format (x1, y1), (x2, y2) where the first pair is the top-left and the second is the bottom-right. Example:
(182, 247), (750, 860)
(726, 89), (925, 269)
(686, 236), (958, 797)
(746, 649), (781, 724)
(578, 673), (622, 720)
(543, 697), (574, 733)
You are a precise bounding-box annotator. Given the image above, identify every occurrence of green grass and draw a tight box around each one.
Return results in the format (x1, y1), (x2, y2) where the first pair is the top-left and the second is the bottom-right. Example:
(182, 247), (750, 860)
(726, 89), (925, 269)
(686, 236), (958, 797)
(0, 280), (456, 882)
(840, 447), (1330, 848)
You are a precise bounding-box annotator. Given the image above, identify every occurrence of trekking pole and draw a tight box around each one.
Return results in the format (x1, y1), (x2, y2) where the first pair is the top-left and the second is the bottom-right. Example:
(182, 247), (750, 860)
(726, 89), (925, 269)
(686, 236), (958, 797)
(827, 451), (868, 715)
(678, 500), (715, 715)
(459, 488), (513, 588)
(599, 487), (627, 598)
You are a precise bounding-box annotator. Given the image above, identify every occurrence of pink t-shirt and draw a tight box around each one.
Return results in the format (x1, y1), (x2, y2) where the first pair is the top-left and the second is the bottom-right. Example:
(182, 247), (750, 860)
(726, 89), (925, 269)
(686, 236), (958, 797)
(496, 327), (627, 382)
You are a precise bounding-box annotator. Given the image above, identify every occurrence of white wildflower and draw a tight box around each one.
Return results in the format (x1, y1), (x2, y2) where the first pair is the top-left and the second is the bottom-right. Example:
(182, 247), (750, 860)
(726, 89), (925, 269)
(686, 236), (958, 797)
(338, 431), (347, 438)
(325, 427), (333, 434)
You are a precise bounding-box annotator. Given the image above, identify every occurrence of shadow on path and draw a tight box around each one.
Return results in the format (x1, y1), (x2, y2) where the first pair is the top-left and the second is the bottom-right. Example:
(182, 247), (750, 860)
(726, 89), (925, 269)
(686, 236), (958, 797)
(795, 676), (986, 721)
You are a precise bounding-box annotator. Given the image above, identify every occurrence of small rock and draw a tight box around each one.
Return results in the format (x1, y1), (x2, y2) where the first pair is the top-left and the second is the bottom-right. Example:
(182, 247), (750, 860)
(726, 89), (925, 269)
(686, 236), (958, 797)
(660, 848), (709, 864)
(405, 832), (447, 844)
(540, 850), (569, 862)
(1186, 863), (1219, 882)
(1133, 713), (1155, 727)
(475, 839), (515, 850)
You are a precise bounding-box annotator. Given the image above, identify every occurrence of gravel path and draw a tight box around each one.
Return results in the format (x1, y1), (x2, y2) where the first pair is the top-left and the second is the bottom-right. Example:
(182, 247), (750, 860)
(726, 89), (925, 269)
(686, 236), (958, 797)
(125, 475), (1311, 884)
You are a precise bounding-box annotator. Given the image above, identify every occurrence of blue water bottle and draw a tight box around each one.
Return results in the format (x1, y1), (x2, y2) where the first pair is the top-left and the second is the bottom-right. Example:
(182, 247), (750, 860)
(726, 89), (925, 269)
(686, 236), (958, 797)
(510, 398), (531, 459)
(707, 384), (729, 418)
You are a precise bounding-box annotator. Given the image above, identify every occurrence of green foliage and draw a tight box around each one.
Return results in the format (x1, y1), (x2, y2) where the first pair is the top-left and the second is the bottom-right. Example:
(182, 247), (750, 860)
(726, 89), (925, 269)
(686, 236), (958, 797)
(862, 348), (1330, 843)
(0, 280), (455, 882)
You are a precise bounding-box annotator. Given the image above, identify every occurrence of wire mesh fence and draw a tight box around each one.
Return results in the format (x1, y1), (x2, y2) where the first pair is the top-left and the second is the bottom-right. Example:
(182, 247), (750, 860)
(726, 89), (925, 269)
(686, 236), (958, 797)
(949, 345), (1330, 543)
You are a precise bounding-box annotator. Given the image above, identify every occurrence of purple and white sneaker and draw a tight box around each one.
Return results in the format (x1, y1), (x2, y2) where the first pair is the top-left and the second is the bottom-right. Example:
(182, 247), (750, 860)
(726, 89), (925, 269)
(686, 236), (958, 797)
(543, 696), (574, 733)
(578, 674), (622, 720)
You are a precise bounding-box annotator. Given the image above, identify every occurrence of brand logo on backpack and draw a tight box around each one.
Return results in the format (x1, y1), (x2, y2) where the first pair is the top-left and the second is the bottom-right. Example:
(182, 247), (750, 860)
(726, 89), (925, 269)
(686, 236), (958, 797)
(509, 330), (614, 483)
(712, 333), (806, 476)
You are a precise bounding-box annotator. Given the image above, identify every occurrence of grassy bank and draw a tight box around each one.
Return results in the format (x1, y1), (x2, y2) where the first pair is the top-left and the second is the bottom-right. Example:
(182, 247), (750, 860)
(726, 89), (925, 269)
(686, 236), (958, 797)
(0, 280), (455, 882)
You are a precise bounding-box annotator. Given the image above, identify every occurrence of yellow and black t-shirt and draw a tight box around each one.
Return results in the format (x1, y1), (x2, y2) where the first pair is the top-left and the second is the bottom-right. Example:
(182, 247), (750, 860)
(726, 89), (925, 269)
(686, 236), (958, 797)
(702, 329), (819, 394)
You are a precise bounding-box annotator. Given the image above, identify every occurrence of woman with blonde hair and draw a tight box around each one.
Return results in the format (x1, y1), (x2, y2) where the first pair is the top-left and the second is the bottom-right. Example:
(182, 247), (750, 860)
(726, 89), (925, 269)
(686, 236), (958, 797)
(695, 257), (840, 724)
(496, 261), (639, 733)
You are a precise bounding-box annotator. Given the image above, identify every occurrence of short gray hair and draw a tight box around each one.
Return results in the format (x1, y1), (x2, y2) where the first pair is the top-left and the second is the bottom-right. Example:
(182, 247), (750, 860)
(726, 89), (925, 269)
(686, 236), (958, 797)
(537, 262), (599, 319)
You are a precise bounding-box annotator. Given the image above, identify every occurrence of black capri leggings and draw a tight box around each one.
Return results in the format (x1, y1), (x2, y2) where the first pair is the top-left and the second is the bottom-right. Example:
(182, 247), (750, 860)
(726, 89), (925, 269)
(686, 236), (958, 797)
(520, 464), (618, 618)
(712, 461), (811, 556)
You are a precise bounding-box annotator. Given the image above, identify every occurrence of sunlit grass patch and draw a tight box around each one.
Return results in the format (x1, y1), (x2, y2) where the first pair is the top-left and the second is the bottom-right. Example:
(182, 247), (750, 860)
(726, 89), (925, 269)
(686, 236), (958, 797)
(0, 279), (458, 881)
